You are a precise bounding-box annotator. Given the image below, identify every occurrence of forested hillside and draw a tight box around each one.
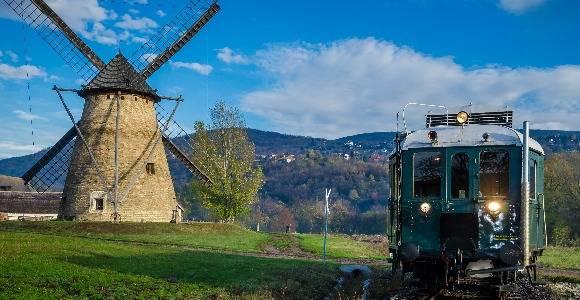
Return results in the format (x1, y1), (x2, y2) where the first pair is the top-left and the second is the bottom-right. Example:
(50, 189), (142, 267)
(545, 153), (580, 246)
(0, 129), (578, 239)
(255, 151), (389, 233)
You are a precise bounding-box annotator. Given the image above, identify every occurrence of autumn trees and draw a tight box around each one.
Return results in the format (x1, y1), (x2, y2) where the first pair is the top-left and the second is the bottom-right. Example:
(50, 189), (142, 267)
(253, 152), (389, 233)
(544, 153), (580, 246)
(190, 101), (264, 222)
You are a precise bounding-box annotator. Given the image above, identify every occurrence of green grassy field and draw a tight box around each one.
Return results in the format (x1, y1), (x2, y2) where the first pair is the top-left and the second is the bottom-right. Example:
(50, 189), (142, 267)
(1, 221), (577, 298)
(0, 221), (389, 298)
(297, 234), (386, 260)
(0, 221), (386, 260)
(0, 221), (269, 253)
(0, 230), (339, 299)
(540, 247), (580, 270)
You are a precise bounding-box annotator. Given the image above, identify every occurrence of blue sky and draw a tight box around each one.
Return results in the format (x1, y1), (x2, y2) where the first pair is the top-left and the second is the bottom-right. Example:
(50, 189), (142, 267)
(0, 0), (579, 158)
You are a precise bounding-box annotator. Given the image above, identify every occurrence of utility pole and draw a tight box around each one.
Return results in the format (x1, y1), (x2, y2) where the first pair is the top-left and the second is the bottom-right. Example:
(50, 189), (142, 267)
(521, 121), (530, 267)
(323, 188), (331, 260)
(113, 92), (121, 223)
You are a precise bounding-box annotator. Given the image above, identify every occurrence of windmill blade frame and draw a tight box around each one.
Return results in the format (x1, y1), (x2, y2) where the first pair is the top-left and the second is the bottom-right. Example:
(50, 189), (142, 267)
(129, 0), (220, 79)
(4, 0), (221, 222)
(21, 125), (78, 193)
(2, 0), (105, 81)
(163, 135), (213, 187)
(155, 102), (213, 186)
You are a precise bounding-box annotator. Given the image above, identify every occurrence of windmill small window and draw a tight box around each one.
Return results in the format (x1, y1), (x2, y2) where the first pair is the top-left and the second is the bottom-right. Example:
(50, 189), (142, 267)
(95, 198), (104, 211)
(146, 162), (156, 175)
(90, 191), (107, 212)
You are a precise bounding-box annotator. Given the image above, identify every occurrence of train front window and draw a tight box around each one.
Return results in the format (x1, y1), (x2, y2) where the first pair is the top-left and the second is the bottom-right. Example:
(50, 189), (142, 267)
(413, 151), (442, 198)
(451, 153), (469, 199)
(479, 150), (509, 198)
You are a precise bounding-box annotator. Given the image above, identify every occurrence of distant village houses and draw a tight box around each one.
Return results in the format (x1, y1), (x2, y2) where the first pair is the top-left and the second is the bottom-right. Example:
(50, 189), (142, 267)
(268, 153), (296, 163)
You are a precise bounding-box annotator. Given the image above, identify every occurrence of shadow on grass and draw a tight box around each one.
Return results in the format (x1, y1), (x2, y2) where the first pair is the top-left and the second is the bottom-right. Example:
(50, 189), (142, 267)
(63, 249), (338, 298)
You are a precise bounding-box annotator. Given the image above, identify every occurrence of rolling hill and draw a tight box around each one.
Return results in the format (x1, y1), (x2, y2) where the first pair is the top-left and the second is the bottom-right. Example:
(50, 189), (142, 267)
(0, 128), (577, 180)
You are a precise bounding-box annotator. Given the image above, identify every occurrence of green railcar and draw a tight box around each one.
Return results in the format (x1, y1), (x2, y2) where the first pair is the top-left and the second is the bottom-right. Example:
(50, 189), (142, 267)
(387, 110), (547, 285)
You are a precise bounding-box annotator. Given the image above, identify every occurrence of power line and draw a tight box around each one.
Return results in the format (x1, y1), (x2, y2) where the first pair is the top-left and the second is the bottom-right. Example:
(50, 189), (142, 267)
(22, 22), (35, 146)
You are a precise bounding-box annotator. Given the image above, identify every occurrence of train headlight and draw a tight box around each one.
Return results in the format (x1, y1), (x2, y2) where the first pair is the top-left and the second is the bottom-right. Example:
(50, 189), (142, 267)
(419, 202), (432, 216)
(485, 200), (502, 215)
(428, 130), (438, 143)
(456, 111), (469, 124)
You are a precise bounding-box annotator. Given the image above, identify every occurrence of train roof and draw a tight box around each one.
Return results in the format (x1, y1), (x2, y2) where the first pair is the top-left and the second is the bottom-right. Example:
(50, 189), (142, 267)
(401, 124), (544, 155)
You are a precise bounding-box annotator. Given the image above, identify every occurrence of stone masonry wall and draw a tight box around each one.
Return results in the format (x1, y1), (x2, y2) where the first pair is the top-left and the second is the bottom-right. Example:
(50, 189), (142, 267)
(61, 92), (177, 222)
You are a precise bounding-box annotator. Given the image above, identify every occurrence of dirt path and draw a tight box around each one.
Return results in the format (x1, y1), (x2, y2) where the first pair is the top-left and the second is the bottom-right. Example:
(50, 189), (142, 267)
(538, 267), (580, 279)
(57, 232), (390, 265)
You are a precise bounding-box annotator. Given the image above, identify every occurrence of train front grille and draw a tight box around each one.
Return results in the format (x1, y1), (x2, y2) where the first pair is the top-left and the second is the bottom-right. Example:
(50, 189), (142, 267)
(440, 213), (479, 252)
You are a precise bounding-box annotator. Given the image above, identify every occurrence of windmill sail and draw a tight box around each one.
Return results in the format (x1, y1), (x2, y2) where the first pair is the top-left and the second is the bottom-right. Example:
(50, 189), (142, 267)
(8, 0), (219, 198)
(162, 136), (212, 187)
(2, 0), (104, 81)
(129, 0), (220, 78)
(156, 103), (213, 186)
(126, 0), (220, 186)
(22, 125), (78, 193)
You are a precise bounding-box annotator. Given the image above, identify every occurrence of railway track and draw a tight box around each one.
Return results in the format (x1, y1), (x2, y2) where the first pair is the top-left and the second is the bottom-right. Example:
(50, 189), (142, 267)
(388, 277), (557, 299)
(421, 288), (444, 300)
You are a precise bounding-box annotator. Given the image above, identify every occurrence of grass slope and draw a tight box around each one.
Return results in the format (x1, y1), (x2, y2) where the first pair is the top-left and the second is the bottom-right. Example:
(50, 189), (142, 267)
(0, 221), (386, 260)
(540, 247), (580, 270)
(298, 234), (386, 260)
(0, 231), (338, 299)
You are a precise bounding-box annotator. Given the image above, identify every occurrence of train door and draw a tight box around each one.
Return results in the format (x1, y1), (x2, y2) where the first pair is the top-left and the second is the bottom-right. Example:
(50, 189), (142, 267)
(441, 149), (480, 251)
(387, 154), (401, 246)
(529, 154), (547, 250)
(445, 149), (473, 213)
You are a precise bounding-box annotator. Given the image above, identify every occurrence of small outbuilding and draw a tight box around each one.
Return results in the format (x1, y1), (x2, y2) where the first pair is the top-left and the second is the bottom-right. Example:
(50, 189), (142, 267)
(0, 190), (61, 221)
(172, 204), (185, 223)
(0, 175), (31, 192)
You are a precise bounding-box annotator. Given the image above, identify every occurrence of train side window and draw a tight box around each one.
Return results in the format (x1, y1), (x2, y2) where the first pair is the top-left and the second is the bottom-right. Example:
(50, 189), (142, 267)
(389, 162), (395, 199)
(451, 152), (469, 199)
(413, 151), (442, 198)
(479, 150), (509, 198)
(529, 159), (536, 199)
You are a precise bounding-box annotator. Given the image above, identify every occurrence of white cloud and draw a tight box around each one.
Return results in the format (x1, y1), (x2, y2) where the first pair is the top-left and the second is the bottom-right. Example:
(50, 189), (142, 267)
(217, 47), (249, 64)
(44, 0), (114, 40)
(241, 38), (580, 138)
(115, 14), (157, 31)
(156, 10), (167, 17)
(82, 22), (119, 45)
(13, 110), (46, 121)
(47, 74), (60, 81)
(170, 61), (213, 75)
(128, 8), (140, 15)
(5, 50), (18, 63)
(498, 0), (545, 14)
(132, 36), (148, 44)
(0, 0), (152, 45)
(75, 78), (87, 85)
(0, 141), (44, 159)
(0, 63), (46, 80)
(141, 53), (158, 63)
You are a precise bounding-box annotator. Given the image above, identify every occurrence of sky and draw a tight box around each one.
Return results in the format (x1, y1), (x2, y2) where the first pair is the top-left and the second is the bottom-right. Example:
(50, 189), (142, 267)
(0, 0), (579, 159)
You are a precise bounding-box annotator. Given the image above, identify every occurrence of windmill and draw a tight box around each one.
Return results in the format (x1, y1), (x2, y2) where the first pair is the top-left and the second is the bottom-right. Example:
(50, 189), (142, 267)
(4, 0), (220, 222)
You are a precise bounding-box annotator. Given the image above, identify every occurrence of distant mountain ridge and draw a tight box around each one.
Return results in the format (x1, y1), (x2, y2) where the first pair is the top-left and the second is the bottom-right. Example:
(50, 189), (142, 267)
(0, 128), (577, 180)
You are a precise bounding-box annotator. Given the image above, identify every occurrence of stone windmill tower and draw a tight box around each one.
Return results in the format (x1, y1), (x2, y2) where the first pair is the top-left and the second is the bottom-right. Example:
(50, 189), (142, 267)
(5, 0), (220, 222)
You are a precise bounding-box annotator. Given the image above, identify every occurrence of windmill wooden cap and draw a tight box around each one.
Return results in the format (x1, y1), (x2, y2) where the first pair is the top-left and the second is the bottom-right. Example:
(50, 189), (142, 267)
(79, 53), (159, 100)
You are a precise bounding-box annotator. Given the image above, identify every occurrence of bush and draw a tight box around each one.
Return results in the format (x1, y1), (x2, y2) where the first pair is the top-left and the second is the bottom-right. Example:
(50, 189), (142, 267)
(552, 225), (574, 246)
